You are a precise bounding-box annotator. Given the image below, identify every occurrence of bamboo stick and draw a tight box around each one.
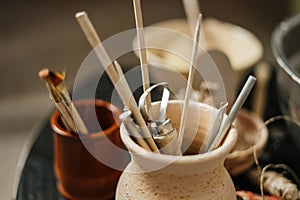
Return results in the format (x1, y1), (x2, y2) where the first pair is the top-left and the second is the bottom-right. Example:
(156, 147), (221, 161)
(75, 11), (159, 152)
(132, 0), (151, 111)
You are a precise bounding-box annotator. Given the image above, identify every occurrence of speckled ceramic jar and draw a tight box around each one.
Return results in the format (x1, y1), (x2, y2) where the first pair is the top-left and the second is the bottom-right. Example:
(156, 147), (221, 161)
(116, 101), (237, 200)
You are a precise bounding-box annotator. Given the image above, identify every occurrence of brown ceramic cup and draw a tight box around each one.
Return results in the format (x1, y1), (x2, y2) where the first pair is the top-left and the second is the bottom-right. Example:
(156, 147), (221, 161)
(50, 99), (129, 200)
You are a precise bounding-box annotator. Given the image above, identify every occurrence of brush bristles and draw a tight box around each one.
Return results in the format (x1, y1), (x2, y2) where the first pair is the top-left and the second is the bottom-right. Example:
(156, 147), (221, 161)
(38, 68), (50, 80)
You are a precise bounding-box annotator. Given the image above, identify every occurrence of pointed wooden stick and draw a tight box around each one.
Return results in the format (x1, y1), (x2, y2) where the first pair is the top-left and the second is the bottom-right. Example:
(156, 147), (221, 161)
(177, 14), (202, 151)
(75, 11), (158, 152)
(132, 0), (151, 112)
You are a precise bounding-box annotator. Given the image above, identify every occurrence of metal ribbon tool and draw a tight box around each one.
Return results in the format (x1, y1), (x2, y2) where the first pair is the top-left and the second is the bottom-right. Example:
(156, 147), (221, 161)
(139, 82), (181, 155)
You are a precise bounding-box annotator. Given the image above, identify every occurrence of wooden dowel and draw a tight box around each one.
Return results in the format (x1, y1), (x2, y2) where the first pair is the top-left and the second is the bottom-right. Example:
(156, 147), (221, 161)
(75, 12), (100, 48)
(114, 60), (125, 78)
(177, 14), (202, 150)
(132, 0), (151, 112)
(75, 11), (159, 152)
(113, 60), (128, 110)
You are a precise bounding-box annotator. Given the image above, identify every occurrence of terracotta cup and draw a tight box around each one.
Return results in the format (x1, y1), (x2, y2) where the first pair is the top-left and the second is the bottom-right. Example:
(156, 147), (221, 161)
(50, 99), (129, 200)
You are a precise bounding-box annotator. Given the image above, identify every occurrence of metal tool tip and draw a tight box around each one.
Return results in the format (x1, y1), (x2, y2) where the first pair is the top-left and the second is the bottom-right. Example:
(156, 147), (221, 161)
(119, 110), (132, 121)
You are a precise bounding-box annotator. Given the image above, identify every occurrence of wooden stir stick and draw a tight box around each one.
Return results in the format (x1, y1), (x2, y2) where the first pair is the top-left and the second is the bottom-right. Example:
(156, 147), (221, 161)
(132, 0), (151, 112)
(75, 11), (159, 152)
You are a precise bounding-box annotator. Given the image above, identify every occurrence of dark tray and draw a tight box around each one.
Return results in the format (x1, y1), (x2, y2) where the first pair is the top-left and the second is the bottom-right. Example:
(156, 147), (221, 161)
(17, 121), (65, 200)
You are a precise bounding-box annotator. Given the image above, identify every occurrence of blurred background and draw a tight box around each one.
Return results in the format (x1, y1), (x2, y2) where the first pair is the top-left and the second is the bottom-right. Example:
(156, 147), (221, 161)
(0, 0), (297, 199)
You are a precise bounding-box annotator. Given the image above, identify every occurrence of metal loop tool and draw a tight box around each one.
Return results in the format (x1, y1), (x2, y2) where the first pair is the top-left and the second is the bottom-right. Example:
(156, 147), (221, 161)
(139, 82), (181, 155)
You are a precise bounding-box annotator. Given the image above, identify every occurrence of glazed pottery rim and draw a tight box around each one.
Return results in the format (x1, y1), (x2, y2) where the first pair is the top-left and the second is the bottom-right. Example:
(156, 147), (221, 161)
(120, 101), (238, 165)
(271, 13), (300, 84)
(50, 99), (121, 139)
(226, 109), (268, 158)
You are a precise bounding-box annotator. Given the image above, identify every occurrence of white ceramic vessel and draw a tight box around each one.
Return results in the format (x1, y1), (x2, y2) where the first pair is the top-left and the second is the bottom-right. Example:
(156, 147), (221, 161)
(116, 101), (237, 200)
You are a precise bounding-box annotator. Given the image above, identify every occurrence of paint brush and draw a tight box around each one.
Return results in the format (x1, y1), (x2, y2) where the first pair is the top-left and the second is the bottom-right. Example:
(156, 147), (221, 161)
(39, 68), (89, 134)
